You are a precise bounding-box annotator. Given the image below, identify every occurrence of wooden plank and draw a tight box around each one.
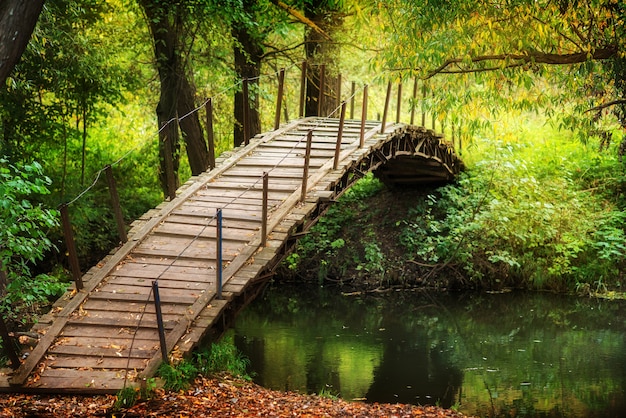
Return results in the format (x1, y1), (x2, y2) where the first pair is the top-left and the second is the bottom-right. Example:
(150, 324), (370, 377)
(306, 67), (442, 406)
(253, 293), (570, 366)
(78, 299), (189, 315)
(48, 345), (156, 359)
(66, 315), (177, 330)
(60, 325), (160, 341)
(104, 276), (211, 290)
(29, 369), (129, 392)
(46, 356), (148, 370)
(89, 290), (197, 305)
(50, 335), (158, 350)
(109, 262), (209, 280)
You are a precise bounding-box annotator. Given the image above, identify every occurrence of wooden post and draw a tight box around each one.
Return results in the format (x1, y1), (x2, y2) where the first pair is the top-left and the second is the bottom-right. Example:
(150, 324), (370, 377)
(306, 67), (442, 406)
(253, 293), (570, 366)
(359, 84), (368, 148)
(333, 102), (347, 170)
(396, 82), (402, 123)
(216, 208), (223, 299)
(206, 98), (216, 169)
(350, 81), (355, 119)
(431, 91), (436, 130)
(452, 121), (456, 147)
(410, 77), (418, 125)
(105, 165), (127, 244)
(421, 83), (426, 127)
(274, 68), (285, 130)
(318, 64), (325, 117)
(60, 204), (83, 291)
(152, 281), (169, 365)
(243, 78), (250, 145)
(301, 130), (313, 203)
(336, 73), (342, 111)
(261, 172), (268, 247)
(299, 61), (307, 118)
(381, 81), (392, 134)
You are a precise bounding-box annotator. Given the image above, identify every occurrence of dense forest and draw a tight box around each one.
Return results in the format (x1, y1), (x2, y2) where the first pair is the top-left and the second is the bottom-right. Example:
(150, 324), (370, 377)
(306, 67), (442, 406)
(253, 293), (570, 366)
(1, 0), (625, 330)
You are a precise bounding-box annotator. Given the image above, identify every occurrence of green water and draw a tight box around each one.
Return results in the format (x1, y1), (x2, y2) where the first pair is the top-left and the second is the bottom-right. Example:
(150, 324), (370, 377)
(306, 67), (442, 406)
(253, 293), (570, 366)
(229, 283), (626, 417)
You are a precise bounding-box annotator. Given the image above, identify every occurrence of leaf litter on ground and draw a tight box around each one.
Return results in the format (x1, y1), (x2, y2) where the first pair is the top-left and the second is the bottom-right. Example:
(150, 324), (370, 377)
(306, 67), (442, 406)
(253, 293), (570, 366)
(0, 375), (471, 417)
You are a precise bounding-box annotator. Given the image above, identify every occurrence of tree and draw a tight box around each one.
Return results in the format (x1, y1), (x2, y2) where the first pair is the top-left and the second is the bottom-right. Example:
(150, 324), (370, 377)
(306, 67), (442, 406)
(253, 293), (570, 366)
(377, 0), (626, 142)
(232, 0), (265, 147)
(0, 0), (134, 199)
(301, 0), (344, 117)
(139, 0), (210, 199)
(0, 0), (44, 88)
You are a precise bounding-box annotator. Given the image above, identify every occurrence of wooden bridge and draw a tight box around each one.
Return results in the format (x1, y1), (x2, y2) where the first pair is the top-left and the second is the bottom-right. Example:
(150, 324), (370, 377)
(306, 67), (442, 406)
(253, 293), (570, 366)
(0, 116), (462, 394)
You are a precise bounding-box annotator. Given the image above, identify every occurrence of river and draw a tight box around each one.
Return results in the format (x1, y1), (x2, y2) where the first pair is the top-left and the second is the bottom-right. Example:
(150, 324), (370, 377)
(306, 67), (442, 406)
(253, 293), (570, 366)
(227, 283), (626, 417)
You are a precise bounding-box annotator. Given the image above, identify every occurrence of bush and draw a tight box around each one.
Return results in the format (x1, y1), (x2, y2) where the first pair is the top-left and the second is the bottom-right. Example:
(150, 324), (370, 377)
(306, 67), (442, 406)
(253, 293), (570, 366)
(0, 158), (66, 325)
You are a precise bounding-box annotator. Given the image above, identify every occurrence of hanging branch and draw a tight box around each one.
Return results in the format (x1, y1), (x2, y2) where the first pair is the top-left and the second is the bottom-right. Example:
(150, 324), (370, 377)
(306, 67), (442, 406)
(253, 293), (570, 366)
(269, 0), (332, 41)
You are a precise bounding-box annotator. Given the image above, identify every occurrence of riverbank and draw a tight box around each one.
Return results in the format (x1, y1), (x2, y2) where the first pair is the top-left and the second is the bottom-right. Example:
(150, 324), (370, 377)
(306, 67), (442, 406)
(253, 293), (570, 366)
(0, 374), (470, 417)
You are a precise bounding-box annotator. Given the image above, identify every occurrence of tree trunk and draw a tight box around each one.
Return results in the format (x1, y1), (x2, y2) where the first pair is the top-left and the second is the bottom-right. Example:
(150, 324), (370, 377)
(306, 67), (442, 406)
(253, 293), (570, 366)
(0, 0), (44, 87)
(178, 75), (209, 175)
(233, 20), (263, 147)
(304, 2), (343, 117)
(140, 0), (180, 199)
(140, 0), (209, 198)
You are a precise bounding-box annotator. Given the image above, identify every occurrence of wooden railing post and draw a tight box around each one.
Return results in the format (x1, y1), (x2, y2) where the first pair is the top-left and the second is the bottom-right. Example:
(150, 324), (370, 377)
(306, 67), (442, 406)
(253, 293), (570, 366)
(350, 82), (356, 119)
(333, 102), (347, 170)
(381, 81), (392, 134)
(336, 73), (342, 110)
(105, 165), (127, 244)
(299, 61), (307, 118)
(261, 172), (269, 247)
(421, 83), (427, 127)
(215, 208), (223, 299)
(410, 77), (418, 125)
(206, 98), (216, 169)
(396, 81), (402, 123)
(152, 280), (169, 365)
(243, 78), (250, 145)
(459, 120), (463, 154)
(452, 120), (456, 146)
(274, 68), (285, 130)
(301, 130), (313, 203)
(318, 64), (326, 117)
(59, 203), (83, 291)
(359, 84), (368, 148)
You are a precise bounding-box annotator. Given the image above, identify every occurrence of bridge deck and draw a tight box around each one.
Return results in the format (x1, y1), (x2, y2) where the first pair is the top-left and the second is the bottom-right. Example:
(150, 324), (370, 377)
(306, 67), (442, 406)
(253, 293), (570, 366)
(0, 117), (461, 394)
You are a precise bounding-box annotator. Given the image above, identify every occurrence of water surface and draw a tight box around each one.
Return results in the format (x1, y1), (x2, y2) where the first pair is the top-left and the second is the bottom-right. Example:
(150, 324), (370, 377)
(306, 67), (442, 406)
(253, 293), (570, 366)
(229, 284), (626, 417)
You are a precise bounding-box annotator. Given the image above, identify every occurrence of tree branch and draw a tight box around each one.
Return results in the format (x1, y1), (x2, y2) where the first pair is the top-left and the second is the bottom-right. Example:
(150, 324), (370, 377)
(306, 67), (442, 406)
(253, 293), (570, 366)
(585, 99), (626, 113)
(269, 0), (332, 41)
(424, 45), (618, 78)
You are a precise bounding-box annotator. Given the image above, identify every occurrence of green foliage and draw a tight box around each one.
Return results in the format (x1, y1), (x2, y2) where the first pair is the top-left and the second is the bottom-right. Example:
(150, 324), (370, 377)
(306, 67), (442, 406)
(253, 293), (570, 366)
(158, 361), (199, 392)
(195, 336), (251, 380)
(400, 122), (626, 292)
(0, 158), (66, 323)
(156, 337), (251, 393)
(285, 173), (386, 282)
(113, 386), (139, 411)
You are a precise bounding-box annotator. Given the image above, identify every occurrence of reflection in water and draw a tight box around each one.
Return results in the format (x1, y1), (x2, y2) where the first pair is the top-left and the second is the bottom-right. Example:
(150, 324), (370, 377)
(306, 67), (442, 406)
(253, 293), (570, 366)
(229, 284), (626, 417)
